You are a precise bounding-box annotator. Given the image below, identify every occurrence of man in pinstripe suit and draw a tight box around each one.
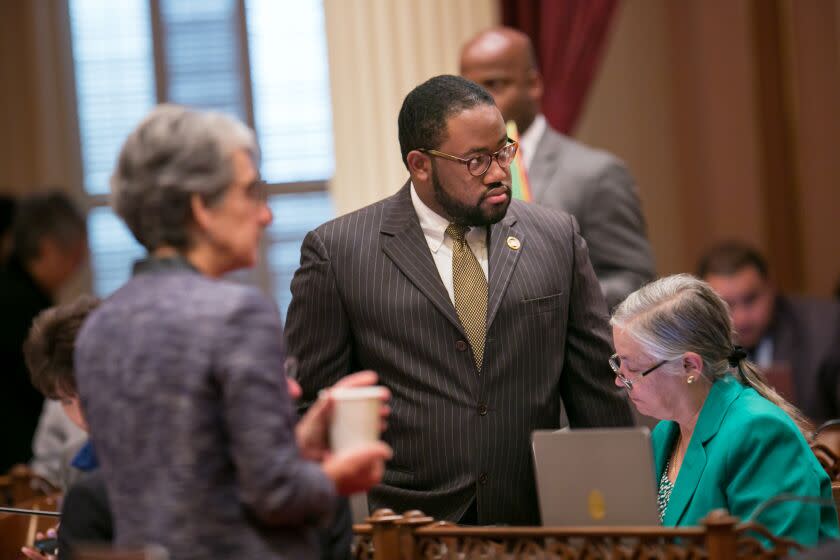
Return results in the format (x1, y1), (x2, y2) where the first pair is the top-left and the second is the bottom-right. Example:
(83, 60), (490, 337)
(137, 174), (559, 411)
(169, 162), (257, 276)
(286, 75), (634, 526)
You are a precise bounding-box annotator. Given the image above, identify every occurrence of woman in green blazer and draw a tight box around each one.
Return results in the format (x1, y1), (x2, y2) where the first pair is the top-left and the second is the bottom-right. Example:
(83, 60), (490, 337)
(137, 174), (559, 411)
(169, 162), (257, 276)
(610, 274), (838, 547)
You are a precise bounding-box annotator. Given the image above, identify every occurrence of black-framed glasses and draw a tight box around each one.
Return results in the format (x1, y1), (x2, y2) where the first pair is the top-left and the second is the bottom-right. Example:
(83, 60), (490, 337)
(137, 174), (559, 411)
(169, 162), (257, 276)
(419, 140), (518, 177)
(608, 353), (669, 390)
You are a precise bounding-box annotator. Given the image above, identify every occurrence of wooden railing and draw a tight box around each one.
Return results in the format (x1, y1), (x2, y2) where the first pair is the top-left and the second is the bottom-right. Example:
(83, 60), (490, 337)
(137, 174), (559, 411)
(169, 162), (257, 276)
(352, 509), (804, 559)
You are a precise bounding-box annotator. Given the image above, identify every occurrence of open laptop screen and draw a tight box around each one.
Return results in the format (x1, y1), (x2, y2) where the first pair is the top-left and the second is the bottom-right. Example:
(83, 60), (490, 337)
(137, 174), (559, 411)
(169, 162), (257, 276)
(532, 427), (659, 526)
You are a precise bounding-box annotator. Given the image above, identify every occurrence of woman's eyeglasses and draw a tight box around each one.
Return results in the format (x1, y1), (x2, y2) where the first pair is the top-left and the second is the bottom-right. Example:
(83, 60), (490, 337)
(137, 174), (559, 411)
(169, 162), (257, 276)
(608, 354), (668, 390)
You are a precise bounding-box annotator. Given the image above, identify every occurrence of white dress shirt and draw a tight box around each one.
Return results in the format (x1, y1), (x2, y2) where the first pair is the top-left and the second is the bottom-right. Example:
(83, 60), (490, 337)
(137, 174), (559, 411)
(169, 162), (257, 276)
(518, 113), (547, 170)
(410, 183), (488, 305)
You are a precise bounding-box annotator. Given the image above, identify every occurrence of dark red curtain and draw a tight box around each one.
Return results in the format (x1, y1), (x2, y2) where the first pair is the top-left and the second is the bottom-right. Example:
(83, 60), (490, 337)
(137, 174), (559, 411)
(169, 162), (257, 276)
(502, 0), (619, 134)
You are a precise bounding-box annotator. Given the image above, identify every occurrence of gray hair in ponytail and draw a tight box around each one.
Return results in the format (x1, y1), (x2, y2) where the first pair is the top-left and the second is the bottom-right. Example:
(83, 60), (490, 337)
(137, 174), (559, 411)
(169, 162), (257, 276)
(611, 274), (813, 436)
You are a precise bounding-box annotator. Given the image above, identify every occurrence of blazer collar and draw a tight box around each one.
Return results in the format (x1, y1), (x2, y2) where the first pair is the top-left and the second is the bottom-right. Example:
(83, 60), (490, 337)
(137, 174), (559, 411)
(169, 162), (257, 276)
(663, 376), (745, 525)
(526, 126), (560, 201)
(379, 181), (522, 336)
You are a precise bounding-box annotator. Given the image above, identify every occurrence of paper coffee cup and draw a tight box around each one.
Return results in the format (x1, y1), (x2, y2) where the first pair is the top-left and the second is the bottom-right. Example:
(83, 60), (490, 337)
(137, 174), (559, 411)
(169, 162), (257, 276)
(329, 386), (384, 453)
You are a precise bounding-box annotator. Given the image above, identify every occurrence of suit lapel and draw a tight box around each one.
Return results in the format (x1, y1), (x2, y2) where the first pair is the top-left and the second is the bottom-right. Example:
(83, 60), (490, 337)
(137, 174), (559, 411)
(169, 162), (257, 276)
(380, 183), (465, 336)
(664, 377), (743, 525)
(486, 211), (522, 330)
(526, 128), (559, 202)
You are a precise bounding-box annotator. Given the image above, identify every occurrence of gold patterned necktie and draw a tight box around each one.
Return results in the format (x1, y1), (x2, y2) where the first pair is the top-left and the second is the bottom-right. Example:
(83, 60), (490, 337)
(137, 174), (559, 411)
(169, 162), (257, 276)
(445, 223), (488, 371)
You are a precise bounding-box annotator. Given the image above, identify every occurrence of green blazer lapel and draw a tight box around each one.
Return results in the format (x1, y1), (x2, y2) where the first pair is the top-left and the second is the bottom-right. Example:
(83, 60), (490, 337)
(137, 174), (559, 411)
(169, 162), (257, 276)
(663, 377), (744, 525)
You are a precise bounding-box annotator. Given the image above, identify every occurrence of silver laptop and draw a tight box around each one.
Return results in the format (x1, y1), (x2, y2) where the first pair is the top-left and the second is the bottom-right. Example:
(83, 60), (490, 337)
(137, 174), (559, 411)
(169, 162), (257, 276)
(532, 427), (659, 526)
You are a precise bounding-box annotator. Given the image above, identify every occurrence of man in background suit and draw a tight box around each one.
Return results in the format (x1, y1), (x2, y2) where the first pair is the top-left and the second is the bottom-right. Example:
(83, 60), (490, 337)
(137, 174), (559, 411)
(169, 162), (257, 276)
(460, 27), (655, 310)
(698, 241), (840, 424)
(286, 75), (633, 526)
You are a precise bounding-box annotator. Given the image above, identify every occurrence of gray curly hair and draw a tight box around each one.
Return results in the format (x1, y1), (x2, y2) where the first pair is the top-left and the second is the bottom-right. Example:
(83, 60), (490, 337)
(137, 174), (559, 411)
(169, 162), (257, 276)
(110, 104), (259, 251)
(611, 274), (812, 435)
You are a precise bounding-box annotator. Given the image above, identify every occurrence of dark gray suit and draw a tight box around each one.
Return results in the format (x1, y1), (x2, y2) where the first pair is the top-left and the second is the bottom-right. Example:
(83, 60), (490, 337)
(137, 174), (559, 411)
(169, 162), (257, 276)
(767, 295), (840, 424)
(529, 125), (655, 310)
(286, 183), (634, 525)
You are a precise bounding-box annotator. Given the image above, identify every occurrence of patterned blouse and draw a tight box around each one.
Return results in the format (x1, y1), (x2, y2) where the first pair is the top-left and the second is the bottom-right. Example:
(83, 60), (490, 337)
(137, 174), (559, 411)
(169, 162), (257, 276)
(658, 460), (674, 523)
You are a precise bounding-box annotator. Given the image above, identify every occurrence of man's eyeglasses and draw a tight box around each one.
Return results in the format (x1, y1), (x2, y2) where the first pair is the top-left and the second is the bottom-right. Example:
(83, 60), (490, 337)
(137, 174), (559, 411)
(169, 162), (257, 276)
(419, 141), (518, 177)
(608, 354), (668, 390)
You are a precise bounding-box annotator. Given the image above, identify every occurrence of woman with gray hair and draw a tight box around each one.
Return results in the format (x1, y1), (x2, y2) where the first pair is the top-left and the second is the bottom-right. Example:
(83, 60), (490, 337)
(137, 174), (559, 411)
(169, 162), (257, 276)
(610, 274), (837, 546)
(73, 104), (391, 559)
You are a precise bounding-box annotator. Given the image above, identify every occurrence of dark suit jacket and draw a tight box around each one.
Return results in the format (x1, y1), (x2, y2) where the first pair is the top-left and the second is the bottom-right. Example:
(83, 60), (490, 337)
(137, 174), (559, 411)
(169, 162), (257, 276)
(769, 295), (840, 424)
(529, 125), (655, 310)
(286, 183), (634, 525)
(59, 471), (113, 559)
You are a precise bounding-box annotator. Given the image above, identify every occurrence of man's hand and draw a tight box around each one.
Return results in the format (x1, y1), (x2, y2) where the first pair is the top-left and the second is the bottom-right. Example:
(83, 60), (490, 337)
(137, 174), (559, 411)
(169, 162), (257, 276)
(322, 442), (392, 496)
(295, 370), (390, 462)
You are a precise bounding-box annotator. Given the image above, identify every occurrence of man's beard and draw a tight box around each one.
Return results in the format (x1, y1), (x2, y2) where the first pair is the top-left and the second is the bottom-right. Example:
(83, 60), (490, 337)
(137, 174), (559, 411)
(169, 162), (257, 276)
(431, 165), (511, 227)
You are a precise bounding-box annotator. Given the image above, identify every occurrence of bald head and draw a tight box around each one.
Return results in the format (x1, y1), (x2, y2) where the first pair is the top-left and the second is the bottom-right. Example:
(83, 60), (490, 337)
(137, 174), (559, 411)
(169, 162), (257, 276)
(460, 27), (543, 133)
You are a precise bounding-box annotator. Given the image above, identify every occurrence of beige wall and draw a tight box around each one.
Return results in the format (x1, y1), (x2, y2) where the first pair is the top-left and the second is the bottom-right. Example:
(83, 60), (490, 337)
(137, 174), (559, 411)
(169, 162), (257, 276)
(783, 0), (840, 294)
(575, 0), (684, 276)
(575, 0), (839, 295)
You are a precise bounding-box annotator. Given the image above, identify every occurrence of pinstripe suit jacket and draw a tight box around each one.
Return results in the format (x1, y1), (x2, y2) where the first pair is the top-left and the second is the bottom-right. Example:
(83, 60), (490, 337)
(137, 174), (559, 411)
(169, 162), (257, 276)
(286, 182), (634, 525)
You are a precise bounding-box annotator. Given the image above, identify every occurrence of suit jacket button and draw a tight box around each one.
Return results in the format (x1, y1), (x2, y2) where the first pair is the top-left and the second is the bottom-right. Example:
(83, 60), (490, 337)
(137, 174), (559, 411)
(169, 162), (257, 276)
(455, 340), (468, 352)
(478, 403), (488, 416)
(478, 473), (488, 484)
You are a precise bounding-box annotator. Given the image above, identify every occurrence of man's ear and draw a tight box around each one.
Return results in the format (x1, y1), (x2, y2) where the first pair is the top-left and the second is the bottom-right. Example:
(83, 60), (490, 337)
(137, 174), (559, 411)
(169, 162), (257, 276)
(406, 151), (431, 182)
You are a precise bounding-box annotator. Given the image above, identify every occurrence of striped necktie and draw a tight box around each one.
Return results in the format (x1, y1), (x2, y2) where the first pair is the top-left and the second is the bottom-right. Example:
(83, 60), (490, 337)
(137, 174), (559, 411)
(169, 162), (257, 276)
(446, 223), (487, 371)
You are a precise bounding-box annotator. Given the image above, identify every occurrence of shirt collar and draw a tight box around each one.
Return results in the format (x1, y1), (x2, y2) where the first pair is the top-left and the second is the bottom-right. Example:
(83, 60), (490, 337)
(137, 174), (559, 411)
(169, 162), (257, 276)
(520, 113), (547, 169)
(132, 254), (200, 277)
(410, 182), (451, 253)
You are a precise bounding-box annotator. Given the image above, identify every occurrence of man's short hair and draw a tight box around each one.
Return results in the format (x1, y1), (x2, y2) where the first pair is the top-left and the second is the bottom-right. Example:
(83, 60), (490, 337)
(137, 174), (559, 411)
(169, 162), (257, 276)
(12, 190), (86, 261)
(397, 74), (495, 168)
(24, 295), (101, 399)
(696, 241), (769, 280)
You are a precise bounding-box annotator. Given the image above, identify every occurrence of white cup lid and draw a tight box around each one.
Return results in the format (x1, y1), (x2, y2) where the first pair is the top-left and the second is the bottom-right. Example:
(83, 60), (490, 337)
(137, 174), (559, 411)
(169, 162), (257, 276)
(330, 386), (386, 400)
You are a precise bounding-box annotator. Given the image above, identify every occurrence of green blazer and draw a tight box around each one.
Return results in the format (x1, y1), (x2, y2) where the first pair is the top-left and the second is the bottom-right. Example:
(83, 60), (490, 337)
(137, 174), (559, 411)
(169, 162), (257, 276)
(652, 375), (838, 546)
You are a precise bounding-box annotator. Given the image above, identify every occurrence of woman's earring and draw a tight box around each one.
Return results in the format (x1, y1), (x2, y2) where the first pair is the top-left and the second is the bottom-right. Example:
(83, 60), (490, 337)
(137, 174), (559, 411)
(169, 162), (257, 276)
(686, 375), (696, 385)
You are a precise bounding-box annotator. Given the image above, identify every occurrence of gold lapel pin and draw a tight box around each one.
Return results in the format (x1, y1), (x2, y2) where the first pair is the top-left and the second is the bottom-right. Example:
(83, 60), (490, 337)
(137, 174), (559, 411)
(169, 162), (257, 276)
(506, 236), (521, 250)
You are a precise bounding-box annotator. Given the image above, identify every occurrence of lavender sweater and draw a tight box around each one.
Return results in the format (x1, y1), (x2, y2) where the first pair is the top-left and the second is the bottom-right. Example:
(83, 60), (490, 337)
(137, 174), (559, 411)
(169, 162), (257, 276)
(75, 262), (335, 559)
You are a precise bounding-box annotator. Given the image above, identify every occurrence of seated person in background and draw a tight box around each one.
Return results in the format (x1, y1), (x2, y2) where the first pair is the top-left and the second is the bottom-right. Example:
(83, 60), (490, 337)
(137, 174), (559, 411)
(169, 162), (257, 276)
(610, 274), (838, 546)
(21, 295), (110, 560)
(74, 104), (391, 560)
(29, 400), (88, 491)
(697, 241), (840, 423)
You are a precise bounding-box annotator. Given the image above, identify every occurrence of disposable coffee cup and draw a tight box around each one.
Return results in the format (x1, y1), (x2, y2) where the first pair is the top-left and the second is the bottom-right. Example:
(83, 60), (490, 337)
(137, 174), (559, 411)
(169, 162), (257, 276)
(329, 386), (385, 453)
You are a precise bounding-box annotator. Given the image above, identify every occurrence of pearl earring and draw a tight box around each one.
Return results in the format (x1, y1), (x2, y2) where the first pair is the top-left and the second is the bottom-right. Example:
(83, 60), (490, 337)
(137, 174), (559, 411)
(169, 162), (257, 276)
(686, 375), (696, 385)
